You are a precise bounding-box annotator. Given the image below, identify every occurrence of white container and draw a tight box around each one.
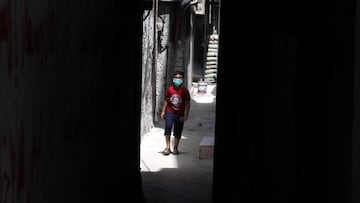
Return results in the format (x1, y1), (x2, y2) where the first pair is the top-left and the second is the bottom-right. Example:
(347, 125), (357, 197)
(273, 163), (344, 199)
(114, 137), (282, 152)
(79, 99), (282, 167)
(198, 82), (207, 94)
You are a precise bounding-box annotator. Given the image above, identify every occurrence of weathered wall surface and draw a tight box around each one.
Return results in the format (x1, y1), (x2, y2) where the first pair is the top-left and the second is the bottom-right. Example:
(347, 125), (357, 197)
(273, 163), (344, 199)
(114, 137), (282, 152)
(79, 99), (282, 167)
(141, 3), (174, 134)
(0, 1), (143, 203)
(141, 2), (193, 135)
(141, 8), (155, 136)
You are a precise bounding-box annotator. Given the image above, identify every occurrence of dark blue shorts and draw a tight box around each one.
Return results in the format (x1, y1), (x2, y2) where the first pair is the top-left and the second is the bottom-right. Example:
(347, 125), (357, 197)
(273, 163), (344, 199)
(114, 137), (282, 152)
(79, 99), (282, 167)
(164, 111), (184, 138)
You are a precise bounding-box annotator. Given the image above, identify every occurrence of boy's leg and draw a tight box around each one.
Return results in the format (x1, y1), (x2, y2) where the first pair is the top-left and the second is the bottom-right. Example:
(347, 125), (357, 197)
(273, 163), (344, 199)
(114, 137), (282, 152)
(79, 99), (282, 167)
(163, 112), (174, 155)
(173, 137), (180, 155)
(173, 119), (184, 155)
(162, 135), (171, 155)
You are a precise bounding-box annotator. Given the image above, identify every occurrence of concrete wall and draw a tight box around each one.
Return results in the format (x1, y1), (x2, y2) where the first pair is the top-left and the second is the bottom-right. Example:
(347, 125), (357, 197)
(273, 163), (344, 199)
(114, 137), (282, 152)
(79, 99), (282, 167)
(141, 7), (156, 135)
(0, 1), (143, 202)
(141, 2), (191, 133)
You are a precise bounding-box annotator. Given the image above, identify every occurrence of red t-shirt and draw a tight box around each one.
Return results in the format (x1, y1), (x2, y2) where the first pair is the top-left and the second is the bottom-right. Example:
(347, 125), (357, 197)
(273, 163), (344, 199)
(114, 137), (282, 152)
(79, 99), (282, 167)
(165, 85), (190, 115)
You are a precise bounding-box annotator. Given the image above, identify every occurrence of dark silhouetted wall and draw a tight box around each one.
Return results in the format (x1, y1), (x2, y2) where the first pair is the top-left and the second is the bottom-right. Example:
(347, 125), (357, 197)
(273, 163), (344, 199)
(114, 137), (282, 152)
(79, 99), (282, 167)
(0, 1), (144, 202)
(213, 1), (355, 203)
(1, 1), (358, 203)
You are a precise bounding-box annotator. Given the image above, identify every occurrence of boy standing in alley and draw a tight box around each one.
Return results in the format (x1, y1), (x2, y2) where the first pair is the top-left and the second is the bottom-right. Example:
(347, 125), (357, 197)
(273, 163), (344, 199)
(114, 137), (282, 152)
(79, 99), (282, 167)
(160, 70), (191, 155)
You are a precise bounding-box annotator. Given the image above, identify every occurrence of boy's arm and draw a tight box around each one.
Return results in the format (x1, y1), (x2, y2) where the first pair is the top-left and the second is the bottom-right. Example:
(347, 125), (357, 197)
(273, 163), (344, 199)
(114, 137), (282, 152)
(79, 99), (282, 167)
(183, 100), (190, 121)
(160, 100), (168, 119)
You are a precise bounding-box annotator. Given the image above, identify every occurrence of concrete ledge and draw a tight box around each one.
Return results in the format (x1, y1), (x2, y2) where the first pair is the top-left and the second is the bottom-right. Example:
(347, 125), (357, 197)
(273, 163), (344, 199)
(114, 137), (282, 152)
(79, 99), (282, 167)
(199, 136), (214, 159)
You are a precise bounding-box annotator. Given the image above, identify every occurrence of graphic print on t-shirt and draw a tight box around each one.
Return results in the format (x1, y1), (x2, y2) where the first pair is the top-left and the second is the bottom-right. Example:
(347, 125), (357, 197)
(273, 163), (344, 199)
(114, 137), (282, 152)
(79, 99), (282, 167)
(170, 94), (182, 110)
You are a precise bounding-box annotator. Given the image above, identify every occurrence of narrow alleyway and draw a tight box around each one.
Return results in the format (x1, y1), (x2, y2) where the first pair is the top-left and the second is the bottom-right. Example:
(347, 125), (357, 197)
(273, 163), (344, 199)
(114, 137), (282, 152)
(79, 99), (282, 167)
(140, 84), (216, 203)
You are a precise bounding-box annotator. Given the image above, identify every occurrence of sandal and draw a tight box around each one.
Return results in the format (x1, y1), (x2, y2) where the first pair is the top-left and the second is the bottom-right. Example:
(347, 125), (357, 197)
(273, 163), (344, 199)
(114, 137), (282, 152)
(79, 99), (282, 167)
(172, 148), (179, 155)
(162, 148), (171, 155)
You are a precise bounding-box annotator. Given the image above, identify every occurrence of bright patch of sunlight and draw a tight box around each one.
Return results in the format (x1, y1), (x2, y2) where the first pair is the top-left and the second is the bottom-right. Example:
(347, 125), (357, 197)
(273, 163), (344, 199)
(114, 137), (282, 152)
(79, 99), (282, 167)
(191, 95), (216, 103)
(140, 127), (179, 172)
(190, 84), (216, 104)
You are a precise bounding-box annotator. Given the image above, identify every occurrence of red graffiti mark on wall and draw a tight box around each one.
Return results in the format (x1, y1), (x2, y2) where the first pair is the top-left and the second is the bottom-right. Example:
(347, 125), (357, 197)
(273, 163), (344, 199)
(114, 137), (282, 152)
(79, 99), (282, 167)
(0, 1), (13, 76)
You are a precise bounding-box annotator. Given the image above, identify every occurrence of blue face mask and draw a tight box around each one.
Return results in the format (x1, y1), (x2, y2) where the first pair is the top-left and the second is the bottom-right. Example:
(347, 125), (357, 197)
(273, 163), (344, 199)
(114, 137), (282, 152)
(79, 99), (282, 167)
(173, 78), (183, 86)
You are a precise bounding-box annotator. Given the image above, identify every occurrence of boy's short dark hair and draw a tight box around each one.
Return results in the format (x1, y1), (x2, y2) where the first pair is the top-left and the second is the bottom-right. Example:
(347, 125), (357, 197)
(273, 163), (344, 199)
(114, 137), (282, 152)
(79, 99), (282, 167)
(174, 71), (185, 77)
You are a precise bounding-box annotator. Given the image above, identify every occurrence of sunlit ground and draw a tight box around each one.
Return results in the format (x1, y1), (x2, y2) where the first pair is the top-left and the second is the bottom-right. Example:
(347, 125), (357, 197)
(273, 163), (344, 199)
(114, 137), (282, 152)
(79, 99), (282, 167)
(191, 94), (216, 103)
(190, 84), (216, 103)
(140, 127), (186, 172)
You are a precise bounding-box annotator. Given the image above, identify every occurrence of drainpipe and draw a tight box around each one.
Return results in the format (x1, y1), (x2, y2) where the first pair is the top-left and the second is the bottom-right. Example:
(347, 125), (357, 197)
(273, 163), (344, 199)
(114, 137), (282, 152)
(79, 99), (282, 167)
(187, 7), (195, 89)
(152, 0), (158, 120)
(180, 0), (198, 88)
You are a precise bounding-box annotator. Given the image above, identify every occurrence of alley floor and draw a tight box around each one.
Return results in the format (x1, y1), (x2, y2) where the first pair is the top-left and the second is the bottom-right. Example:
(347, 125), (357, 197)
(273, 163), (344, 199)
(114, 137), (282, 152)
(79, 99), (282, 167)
(140, 84), (216, 203)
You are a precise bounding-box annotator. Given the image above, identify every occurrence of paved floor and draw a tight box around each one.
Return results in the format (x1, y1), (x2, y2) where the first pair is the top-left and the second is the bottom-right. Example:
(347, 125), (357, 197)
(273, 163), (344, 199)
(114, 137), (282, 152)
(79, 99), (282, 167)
(140, 85), (216, 203)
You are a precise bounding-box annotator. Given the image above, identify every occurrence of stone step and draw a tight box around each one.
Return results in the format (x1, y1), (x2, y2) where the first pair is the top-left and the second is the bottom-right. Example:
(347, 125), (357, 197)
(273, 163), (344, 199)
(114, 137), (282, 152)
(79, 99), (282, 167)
(199, 136), (214, 159)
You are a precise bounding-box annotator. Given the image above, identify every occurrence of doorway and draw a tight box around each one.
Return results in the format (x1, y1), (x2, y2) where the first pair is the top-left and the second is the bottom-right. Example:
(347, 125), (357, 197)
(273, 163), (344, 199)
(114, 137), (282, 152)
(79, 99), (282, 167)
(139, 0), (220, 202)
